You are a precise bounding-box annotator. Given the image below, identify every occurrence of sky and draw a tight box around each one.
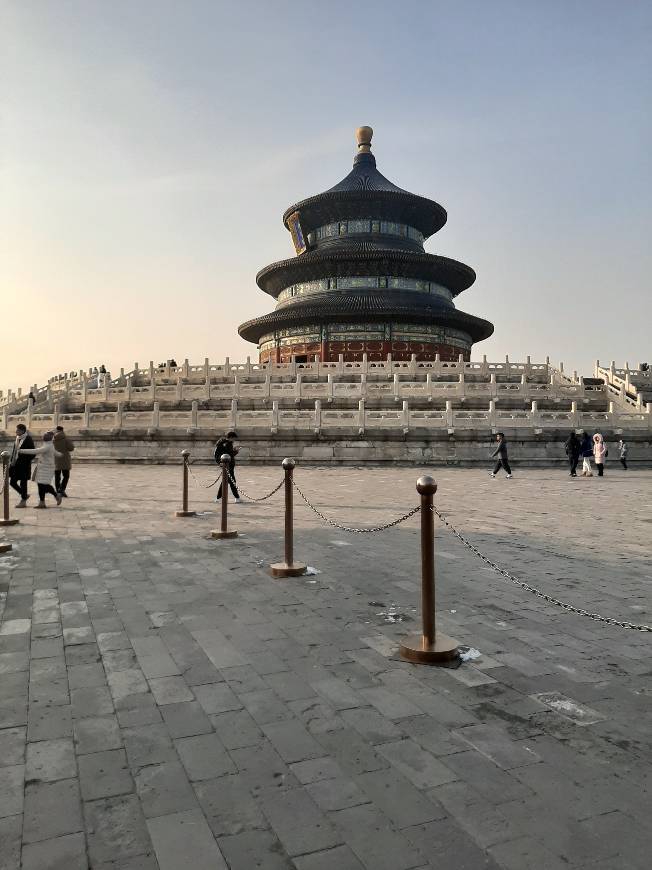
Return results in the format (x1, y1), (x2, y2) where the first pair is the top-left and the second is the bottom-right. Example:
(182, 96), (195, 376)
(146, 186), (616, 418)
(2, 0), (651, 393)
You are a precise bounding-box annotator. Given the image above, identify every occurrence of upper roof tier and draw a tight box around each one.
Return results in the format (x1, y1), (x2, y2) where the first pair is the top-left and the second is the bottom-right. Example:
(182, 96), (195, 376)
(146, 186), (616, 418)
(282, 127), (448, 240)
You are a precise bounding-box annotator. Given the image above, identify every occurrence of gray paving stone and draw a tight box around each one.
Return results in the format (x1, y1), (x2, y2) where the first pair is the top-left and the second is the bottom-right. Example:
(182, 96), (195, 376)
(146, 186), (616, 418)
(175, 733), (235, 780)
(97, 631), (132, 652)
(115, 693), (161, 728)
(123, 723), (176, 768)
(190, 628), (248, 669)
(71, 685), (114, 719)
(488, 835), (571, 869)
(68, 662), (107, 690)
(316, 728), (388, 777)
(73, 715), (122, 754)
(217, 829), (291, 870)
(84, 794), (153, 865)
(340, 707), (402, 744)
(134, 760), (197, 818)
(107, 669), (150, 702)
(359, 686), (423, 720)
(193, 682), (242, 715)
(79, 748), (133, 800)
(259, 785), (340, 856)
(0, 697), (27, 729)
(31, 637), (64, 659)
(147, 809), (228, 870)
(261, 719), (323, 763)
(290, 756), (343, 785)
(21, 832), (88, 870)
(23, 778), (83, 843)
(376, 738), (459, 789)
(330, 802), (423, 870)
(306, 777), (369, 812)
(238, 689), (292, 725)
(310, 678), (363, 710)
(210, 709), (264, 749)
(0, 814), (22, 870)
(403, 817), (502, 870)
(26, 738), (76, 783)
(194, 774), (267, 836)
(147, 675), (194, 705)
(159, 700), (212, 737)
(440, 749), (533, 803)
(229, 742), (297, 791)
(27, 704), (73, 742)
(292, 844), (365, 870)
(0, 764), (23, 819)
(131, 637), (181, 679)
(102, 648), (138, 673)
(431, 779), (520, 848)
(221, 664), (268, 694)
(263, 671), (316, 701)
(0, 727), (25, 767)
(355, 767), (447, 829)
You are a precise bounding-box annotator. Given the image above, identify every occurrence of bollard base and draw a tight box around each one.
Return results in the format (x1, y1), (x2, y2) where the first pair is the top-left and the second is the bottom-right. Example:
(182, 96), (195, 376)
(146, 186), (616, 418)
(175, 510), (197, 518)
(0, 542), (12, 553)
(270, 562), (308, 578)
(399, 633), (459, 665)
(0, 519), (19, 527)
(211, 529), (239, 539)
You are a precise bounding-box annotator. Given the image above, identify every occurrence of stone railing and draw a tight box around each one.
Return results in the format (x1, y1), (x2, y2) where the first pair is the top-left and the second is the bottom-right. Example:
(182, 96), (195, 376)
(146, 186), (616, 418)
(3, 398), (650, 437)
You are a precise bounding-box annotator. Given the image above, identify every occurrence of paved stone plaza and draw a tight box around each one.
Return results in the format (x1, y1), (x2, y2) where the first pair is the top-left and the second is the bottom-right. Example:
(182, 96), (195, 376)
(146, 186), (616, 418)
(0, 464), (650, 870)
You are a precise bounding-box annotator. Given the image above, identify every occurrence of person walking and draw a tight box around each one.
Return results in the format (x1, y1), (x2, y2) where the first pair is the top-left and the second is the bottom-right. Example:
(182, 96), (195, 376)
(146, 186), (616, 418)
(593, 433), (607, 477)
(214, 430), (240, 502)
(565, 431), (581, 477)
(9, 423), (34, 507)
(579, 431), (593, 476)
(18, 431), (62, 507)
(53, 425), (75, 497)
(490, 432), (512, 479)
(618, 439), (628, 470)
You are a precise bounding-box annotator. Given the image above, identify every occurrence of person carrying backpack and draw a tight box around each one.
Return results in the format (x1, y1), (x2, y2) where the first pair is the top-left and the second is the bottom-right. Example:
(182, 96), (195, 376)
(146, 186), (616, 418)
(214, 430), (240, 502)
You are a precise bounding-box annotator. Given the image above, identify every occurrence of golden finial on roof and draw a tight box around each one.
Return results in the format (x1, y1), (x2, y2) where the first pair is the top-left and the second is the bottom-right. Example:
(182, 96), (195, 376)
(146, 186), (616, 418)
(355, 126), (373, 153)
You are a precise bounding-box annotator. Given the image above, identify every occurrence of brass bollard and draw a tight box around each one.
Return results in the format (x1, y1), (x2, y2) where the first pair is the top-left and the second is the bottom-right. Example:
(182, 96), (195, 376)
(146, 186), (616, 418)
(399, 476), (459, 664)
(0, 451), (19, 529)
(211, 454), (238, 539)
(270, 458), (307, 577)
(175, 449), (197, 517)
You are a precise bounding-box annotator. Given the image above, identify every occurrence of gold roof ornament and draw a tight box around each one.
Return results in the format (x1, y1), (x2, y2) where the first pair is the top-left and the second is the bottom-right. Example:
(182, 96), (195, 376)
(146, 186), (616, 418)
(355, 126), (373, 153)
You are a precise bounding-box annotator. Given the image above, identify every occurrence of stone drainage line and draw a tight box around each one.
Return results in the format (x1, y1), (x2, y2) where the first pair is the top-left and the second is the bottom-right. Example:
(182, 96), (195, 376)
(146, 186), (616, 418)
(431, 506), (652, 632)
(292, 478), (421, 533)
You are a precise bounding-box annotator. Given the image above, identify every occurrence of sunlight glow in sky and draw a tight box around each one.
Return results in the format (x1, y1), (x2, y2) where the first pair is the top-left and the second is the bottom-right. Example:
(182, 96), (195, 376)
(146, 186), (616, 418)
(2, 0), (651, 392)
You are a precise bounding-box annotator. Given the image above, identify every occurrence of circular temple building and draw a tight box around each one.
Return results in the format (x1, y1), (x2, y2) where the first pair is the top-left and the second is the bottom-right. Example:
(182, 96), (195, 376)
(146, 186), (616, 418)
(239, 127), (494, 364)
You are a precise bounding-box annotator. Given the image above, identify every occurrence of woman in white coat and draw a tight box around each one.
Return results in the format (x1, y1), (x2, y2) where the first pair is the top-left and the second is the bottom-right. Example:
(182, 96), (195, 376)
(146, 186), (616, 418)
(592, 432), (607, 477)
(19, 431), (62, 507)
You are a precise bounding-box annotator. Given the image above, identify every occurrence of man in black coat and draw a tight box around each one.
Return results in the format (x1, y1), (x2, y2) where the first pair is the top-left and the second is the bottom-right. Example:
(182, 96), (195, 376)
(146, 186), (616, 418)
(490, 432), (512, 478)
(9, 423), (34, 507)
(565, 431), (581, 477)
(214, 430), (240, 502)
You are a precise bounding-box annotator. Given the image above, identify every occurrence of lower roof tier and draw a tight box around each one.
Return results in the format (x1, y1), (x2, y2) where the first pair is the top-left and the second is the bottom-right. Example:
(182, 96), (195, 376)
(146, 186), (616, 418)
(256, 248), (476, 297)
(238, 290), (494, 345)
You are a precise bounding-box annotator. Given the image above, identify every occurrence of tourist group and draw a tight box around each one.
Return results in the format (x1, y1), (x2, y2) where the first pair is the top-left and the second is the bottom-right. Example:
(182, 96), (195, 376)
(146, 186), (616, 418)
(7, 425), (75, 508)
(490, 431), (628, 479)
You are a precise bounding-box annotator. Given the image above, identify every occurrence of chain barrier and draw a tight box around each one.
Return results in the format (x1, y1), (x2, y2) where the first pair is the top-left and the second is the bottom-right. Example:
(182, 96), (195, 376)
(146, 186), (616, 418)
(226, 468), (284, 502)
(431, 505), (652, 632)
(185, 458), (220, 489)
(292, 478), (420, 533)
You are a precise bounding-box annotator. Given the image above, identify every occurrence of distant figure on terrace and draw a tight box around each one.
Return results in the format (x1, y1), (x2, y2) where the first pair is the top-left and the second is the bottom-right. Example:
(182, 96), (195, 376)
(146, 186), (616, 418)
(28, 391), (36, 406)
(564, 431), (581, 477)
(618, 439), (628, 470)
(214, 430), (240, 503)
(593, 433), (607, 477)
(579, 431), (594, 476)
(9, 423), (34, 507)
(490, 432), (512, 479)
(54, 426), (75, 497)
(18, 431), (62, 508)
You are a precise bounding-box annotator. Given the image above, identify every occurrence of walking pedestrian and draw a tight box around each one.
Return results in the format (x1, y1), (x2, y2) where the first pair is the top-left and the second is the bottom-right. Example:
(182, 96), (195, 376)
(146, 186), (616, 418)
(490, 433), (512, 479)
(214, 430), (241, 502)
(618, 439), (628, 470)
(593, 433), (607, 477)
(579, 431), (593, 476)
(8, 423), (34, 507)
(18, 431), (62, 507)
(565, 431), (581, 477)
(53, 425), (75, 497)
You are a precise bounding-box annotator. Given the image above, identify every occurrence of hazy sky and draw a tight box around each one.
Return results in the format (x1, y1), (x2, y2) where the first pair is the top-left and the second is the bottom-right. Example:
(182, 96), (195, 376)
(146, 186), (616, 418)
(2, 0), (651, 393)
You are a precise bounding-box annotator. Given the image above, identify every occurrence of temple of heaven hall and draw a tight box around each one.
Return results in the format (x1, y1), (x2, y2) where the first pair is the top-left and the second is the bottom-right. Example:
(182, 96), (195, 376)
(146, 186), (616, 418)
(239, 127), (494, 364)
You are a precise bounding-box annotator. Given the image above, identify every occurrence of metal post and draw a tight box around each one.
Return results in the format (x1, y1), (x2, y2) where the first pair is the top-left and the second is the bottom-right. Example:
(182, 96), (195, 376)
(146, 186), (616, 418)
(175, 449), (196, 517)
(211, 454), (238, 539)
(270, 458), (307, 577)
(399, 476), (458, 664)
(0, 451), (19, 529)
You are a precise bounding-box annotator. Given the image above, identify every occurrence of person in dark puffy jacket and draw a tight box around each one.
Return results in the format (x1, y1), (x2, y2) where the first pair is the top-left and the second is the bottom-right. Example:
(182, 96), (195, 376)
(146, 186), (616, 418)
(565, 432), (581, 477)
(579, 431), (593, 476)
(214, 431), (240, 502)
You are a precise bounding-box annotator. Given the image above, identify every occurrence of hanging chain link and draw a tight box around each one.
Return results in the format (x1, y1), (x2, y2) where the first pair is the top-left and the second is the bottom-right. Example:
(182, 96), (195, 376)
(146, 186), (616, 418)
(292, 479), (420, 533)
(185, 458), (220, 489)
(431, 505), (652, 632)
(226, 467), (284, 502)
